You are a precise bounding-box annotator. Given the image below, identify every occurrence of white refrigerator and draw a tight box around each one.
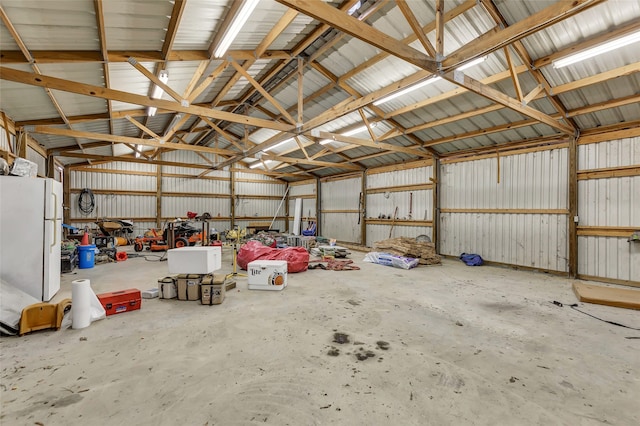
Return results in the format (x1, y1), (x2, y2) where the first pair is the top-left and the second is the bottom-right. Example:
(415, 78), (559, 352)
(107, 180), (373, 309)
(0, 176), (62, 301)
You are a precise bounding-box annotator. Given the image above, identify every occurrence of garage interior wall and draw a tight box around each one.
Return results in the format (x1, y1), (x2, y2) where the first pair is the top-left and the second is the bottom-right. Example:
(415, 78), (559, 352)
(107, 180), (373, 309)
(288, 179), (317, 235)
(578, 136), (640, 285)
(440, 146), (570, 273)
(320, 174), (363, 244)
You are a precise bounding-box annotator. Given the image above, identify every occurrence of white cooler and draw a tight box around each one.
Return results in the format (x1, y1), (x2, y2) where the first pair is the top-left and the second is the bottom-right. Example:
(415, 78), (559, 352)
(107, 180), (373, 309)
(167, 246), (222, 274)
(247, 260), (288, 291)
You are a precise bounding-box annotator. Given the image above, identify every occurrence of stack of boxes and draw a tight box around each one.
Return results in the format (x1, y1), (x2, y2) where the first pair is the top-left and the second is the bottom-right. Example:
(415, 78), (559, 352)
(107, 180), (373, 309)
(160, 246), (230, 305)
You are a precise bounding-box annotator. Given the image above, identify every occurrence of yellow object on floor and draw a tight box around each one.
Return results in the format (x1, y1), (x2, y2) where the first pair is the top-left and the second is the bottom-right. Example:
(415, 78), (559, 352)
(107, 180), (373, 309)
(19, 298), (72, 336)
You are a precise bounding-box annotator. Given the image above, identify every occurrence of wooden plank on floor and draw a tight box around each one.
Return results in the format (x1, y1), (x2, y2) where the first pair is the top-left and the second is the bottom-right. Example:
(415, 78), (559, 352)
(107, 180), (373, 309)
(572, 281), (640, 310)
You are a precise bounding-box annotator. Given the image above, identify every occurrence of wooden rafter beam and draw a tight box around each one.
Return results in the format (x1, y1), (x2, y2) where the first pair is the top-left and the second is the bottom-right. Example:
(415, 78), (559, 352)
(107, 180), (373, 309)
(93, 0), (115, 154)
(313, 131), (430, 158)
(444, 0), (605, 69)
(0, 49), (291, 64)
(396, 1), (436, 57)
(36, 127), (237, 156)
(442, 70), (574, 135)
(435, 0), (444, 58)
(276, 0), (438, 72)
(162, 0), (186, 60)
(57, 151), (215, 169)
(261, 154), (363, 171)
(0, 66), (294, 132)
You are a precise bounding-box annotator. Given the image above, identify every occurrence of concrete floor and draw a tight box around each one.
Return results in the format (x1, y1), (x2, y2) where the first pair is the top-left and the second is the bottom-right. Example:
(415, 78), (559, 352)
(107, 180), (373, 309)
(1, 246), (638, 425)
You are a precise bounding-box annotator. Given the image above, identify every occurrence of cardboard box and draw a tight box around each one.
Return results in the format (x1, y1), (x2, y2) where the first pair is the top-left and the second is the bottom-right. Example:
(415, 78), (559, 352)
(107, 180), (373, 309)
(247, 260), (288, 291)
(167, 246), (222, 274)
(201, 274), (225, 305)
(177, 274), (202, 301)
(158, 276), (178, 299)
(97, 289), (141, 316)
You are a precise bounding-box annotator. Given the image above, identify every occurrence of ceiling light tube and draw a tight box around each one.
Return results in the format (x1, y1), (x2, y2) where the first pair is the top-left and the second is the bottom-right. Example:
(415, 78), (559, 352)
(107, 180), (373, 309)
(264, 138), (292, 152)
(147, 71), (169, 116)
(373, 76), (442, 106)
(213, 0), (260, 58)
(249, 159), (273, 169)
(341, 125), (369, 137)
(457, 56), (486, 71)
(553, 30), (640, 68)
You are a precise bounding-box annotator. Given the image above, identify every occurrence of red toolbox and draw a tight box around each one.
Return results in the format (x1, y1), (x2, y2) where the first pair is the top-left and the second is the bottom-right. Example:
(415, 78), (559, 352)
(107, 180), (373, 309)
(97, 289), (141, 316)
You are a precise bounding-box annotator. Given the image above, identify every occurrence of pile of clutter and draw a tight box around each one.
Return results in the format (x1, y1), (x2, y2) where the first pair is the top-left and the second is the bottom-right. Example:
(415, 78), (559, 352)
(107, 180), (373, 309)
(373, 237), (441, 265)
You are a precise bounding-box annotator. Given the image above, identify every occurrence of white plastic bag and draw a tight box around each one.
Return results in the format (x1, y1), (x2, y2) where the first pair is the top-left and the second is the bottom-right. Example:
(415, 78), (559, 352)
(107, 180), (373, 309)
(363, 252), (419, 270)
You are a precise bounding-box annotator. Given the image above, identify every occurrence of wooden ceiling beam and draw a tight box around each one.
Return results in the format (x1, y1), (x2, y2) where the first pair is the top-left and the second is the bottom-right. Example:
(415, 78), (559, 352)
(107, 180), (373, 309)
(277, 0), (438, 72)
(261, 154), (363, 171)
(396, 1), (436, 58)
(57, 151), (215, 169)
(313, 131), (430, 158)
(0, 66), (294, 132)
(36, 127), (237, 156)
(162, 0), (186, 60)
(443, 0), (605, 69)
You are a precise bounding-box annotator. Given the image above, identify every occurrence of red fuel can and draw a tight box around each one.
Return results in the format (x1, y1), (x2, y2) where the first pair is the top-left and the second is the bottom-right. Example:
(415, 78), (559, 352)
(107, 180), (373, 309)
(97, 289), (141, 316)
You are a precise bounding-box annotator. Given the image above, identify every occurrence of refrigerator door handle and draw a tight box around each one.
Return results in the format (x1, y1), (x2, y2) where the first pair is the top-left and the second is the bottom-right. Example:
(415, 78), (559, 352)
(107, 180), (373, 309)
(50, 192), (58, 251)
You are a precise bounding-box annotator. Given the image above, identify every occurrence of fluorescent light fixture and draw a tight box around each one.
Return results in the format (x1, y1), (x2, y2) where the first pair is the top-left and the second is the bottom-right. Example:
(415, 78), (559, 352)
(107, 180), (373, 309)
(347, 1), (361, 16)
(373, 76), (442, 106)
(319, 123), (377, 144)
(213, 0), (260, 58)
(264, 138), (293, 152)
(249, 159), (273, 169)
(147, 71), (169, 116)
(552, 30), (640, 68)
(457, 56), (486, 71)
(135, 145), (141, 158)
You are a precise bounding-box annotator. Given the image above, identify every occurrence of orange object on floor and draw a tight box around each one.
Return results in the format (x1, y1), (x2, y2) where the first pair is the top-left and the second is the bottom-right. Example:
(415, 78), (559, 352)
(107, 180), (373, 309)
(116, 251), (128, 261)
(80, 232), (90, 246)
(97, 289), (141, 316)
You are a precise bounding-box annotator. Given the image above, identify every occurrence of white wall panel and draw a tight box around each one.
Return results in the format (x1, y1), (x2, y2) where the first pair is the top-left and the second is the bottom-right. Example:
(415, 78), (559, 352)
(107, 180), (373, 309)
(234, 199), (281, 218)
(288, 198), (317, 233)
(160, 151), (229, 177)
(440, 213), (568, 272)
(235, 181), (285, 197)
(70, 193), (156, 219)
(367, 225), (432, 246)
(162, 176), (229, 194)
(367, 166), (432, 188)
(321, 176), (362, 243)
(578, 137), (640, 168)
(366, 190), (431, 221)
(320, 212), (361, 243)
(440, 149), (569, 272)
(162, 197), (230, 218)
(579, 177), (639, 226)
(578, 138), (640, 283)
(26, 146), (46, 176)
(579, 236), (640, 282)
(289, 183), (315, 197)
(0, 127), (13, 152)
(72, 171), (156, 191)
(69, 221), (156, 237)
(441, 149), (568, 209)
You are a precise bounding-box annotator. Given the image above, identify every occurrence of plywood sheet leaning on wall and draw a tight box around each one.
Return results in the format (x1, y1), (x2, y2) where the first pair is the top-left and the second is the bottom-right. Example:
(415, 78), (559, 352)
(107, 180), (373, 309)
(373, 237), (441, 265)
(572, 282), (640, 310)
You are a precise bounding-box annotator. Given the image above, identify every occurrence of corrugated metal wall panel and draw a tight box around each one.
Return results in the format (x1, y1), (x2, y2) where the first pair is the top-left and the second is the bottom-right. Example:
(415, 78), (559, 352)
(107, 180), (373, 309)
(289, 183), (315, 197)
(234, 171), (278, 182)
(578, 138), (640, 282)
(162, 176), (229, 194)
(367, 166), (432, 187)
(235, 182), (285, 197)
(321, 177), (361, 210)
(320, 212), (361, 243)
(235, 220), (286, 233)
(321, 176), (362, 243)
(0, 128), (14, 152)
(70, 193), (156, 219)
(440, 149), (570, 272)
(26, 146), (46, 176)
(72, 171), (156, 191)
(579, 236), (639, 282)
(69, 221), (156, 238)
(368, 225), (432, 246)
(288, 198), (317, 233)
(234, 199), (281, 218)
(89, 161), (156, 173)
(162, 197), (230, 218)
(440, 213), (569, 272)
(366, 190), (431, 221)
(441, 149), (568, 209)
(579, 177), (639, 226)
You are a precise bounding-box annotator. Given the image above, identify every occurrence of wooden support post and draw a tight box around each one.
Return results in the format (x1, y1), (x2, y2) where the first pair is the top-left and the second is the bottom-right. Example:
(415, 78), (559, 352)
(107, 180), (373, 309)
(17, 131), (27, 159)
(361, 171), (367, 247)
(285, 184), (290, 233)
(230, 170), (236, 228)
(316, 177), (321, 237)
(297, 57), (304, 128)
(47, 155), (55, 178)
(568, 135), (578, 278)
(432, 155), (440, 252)
(156, 164), (163, 228)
